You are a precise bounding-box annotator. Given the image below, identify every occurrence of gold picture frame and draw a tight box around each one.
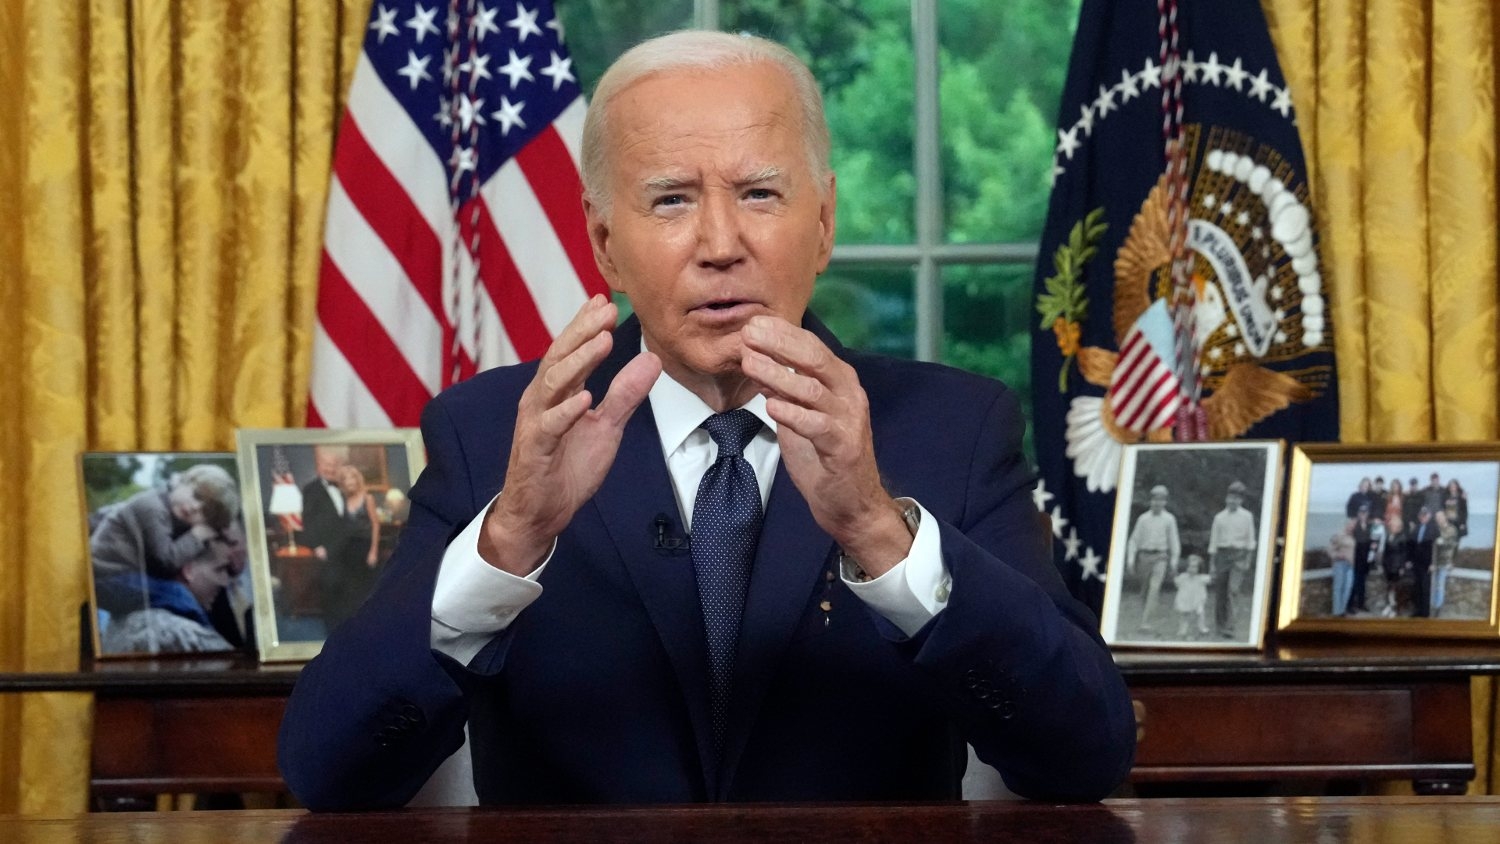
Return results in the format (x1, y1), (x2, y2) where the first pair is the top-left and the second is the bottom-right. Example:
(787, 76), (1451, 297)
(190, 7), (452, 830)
(1100, 440), (1285, 651)
(237, 428), (425, 663)
(1277, 442), (1500, 639)
(80, 451), (250, 658)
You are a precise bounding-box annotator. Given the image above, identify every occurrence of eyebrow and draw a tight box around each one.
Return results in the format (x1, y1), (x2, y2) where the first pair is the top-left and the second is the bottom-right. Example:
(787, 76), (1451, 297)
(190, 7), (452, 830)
(641, 166), (785, 192)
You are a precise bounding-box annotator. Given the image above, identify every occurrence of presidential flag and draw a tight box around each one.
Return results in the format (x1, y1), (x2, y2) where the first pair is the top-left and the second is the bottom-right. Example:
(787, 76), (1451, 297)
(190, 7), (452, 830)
(309, 1), (605, 427)
(1031, 0), (1339, 614)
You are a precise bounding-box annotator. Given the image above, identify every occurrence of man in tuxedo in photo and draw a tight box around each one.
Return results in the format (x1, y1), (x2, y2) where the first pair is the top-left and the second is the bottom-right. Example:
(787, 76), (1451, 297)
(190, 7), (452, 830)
(300, 445), (353, 632)
(278, 30), (1135, 810)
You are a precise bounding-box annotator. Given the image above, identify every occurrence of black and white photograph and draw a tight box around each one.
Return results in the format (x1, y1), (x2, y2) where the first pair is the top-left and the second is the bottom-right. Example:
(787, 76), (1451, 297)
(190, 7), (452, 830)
(81, 452), (252, 658)
(1101, 441), (1284, 650)
(1278, 443), (1500, 639)
(237, 429), (424, 662)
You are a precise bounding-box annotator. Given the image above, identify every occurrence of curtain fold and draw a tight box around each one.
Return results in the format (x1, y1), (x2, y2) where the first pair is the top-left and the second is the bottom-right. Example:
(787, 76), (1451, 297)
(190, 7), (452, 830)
(1266, 0), (1500, 795)
(0, 0), (366, 814)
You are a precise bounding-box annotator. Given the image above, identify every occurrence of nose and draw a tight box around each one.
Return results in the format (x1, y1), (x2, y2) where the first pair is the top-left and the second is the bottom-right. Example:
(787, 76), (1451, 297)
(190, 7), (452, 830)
(696, 190), (746, 271)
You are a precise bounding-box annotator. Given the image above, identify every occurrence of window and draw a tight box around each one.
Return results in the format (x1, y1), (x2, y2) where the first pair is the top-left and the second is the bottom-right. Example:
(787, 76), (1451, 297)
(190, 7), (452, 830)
(562, 0), (1081, 458)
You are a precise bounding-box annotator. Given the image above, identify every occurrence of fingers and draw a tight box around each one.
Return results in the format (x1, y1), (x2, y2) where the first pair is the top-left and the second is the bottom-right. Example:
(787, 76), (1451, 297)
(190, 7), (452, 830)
(741, 315), (835, 375)
(595, 352), (662, 428)
(532, 295), (617, 405)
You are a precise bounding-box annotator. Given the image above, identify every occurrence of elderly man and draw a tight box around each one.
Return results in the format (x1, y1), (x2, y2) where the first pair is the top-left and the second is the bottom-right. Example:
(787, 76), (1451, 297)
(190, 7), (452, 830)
(279, 30), (1134, 810)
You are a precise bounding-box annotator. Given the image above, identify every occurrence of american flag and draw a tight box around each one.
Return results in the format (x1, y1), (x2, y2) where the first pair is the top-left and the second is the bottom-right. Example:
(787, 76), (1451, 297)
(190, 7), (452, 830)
(309, 0), (606, 427)
(1106, 299), (1182, 433)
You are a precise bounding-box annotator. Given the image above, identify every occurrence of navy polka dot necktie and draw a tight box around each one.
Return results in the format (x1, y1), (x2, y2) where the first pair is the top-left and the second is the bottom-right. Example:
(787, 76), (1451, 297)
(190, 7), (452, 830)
(690, 409), (765, 756)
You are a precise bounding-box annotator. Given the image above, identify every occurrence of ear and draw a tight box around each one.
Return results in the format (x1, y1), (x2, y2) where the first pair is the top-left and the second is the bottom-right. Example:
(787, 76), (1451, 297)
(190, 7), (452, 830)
(583, 194), (624, 293)
(813, 172), (837, 274)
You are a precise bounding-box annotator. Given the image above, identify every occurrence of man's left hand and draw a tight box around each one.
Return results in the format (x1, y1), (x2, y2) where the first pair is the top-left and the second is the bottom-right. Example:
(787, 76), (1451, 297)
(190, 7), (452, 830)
(740, 315), (912, 577)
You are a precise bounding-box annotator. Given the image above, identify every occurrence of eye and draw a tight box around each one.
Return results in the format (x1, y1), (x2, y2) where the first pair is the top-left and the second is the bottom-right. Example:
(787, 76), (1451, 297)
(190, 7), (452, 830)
(652, 194), (686, 209)
(745, 188), (776, 201)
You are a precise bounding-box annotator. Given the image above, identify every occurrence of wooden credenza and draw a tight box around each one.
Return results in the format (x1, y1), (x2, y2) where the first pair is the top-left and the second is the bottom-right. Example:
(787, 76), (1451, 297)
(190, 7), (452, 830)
(2, 643), (1498, 801)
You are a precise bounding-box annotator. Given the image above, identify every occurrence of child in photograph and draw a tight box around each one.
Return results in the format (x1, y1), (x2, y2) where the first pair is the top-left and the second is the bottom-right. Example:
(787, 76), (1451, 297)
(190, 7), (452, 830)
(1174, 554), (1211, 638)
(1327, 529), (1356, 616)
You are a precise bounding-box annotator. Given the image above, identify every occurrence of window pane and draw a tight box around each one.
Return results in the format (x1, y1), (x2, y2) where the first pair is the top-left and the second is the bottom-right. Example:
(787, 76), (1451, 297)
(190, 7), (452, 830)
(939, 0), (1080, 244)
(557, 0), (695, 97)
(811, 265), (915, 358)
(943, 262), (1035, 458)
(723, 0), (915, 244)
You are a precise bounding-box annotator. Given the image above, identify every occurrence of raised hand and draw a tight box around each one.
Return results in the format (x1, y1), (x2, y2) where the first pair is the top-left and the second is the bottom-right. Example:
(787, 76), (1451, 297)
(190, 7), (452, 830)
(739, 315), (912, 577)
(480, 295), (661, 575)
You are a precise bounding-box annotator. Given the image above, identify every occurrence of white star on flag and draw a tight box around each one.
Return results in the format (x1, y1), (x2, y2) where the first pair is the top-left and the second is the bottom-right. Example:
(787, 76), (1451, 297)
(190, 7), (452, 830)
(471, 3), (502, 41)
(459, 53), (494, 82)
(492, 96), (526, 135)
(397, 51), (433, 90)
(1050, 506), (1069, 538)
(507, 3), (543, 42)
(458, 95), (486, 131)
(1057, 126), (1080, 160)
(499, 49), (534, 88)
(1200, 51), (1224, 85)
(1032, 479), (1054, 511)
(540, 51), (574, 91)
(1079, 548), (1103, 582)
(1248, 69), (1274, 102)
(369, 4), (399, 43)
(1063, 528), (1081, 561)
(1223, 58), (1249, 91)
(406, 5), (440, 43)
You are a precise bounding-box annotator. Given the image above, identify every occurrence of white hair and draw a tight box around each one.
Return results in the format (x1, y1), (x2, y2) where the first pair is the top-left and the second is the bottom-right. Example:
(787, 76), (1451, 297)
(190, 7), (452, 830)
(580, 30), (832, 215)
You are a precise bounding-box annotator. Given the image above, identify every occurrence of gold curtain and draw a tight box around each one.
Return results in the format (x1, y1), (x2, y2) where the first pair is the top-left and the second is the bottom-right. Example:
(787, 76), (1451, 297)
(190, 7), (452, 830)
(0, 1), (368, 814)
(1264, 0), (1500, 793)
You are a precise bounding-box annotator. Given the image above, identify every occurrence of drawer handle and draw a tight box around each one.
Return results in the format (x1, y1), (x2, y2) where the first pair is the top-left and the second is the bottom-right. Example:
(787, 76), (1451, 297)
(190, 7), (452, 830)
(1132, 699), (1146, 742)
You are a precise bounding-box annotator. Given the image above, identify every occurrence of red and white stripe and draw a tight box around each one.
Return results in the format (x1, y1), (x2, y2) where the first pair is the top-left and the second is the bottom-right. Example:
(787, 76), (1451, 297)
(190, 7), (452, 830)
(309, 51), (604, 428)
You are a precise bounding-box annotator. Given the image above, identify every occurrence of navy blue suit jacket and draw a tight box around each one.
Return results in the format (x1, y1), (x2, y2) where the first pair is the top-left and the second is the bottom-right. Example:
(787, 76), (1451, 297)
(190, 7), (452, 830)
(278, 315), (1135, 809)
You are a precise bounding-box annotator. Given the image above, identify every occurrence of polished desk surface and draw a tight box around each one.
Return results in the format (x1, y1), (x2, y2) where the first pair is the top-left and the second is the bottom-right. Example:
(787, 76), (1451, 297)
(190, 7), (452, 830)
(5, 798), (1500, 843)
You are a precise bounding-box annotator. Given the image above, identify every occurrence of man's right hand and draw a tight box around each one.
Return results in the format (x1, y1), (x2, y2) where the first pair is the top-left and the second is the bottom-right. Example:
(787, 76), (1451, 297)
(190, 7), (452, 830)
(479, 295), (661, 576)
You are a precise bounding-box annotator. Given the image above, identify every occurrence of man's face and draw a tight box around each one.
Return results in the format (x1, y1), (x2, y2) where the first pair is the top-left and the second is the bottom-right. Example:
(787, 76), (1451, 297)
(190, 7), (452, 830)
(1430, 474), (1442, 489)
(1149, 497), (1165, 513)
(182, 555), (233, 608)
(1225, 493), (1242, 510)
(315, 449), (345, 482)
(584, 61), (836, 382)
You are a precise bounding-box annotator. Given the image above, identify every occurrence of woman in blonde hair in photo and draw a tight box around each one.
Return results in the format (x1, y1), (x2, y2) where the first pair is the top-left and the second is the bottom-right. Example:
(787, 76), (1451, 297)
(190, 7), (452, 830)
(318, 465), (383, 633)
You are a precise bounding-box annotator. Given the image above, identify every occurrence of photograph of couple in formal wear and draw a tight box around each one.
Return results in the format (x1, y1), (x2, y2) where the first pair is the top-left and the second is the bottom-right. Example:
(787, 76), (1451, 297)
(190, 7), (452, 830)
(242, 437), (419, 657)
(83, 453), (254, 657)
(1294, 461), (1496, 623)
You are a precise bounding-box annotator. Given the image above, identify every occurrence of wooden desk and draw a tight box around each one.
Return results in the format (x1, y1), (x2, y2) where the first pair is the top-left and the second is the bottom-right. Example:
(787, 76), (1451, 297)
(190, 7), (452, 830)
(3, 643), (1498, 801)
(1119, 642), (1500, 793)
(4, 797), (1500, 843)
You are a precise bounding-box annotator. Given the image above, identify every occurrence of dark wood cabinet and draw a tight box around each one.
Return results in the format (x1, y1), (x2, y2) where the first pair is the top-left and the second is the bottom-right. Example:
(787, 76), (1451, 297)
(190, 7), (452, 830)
(3, 643), (1498, 802)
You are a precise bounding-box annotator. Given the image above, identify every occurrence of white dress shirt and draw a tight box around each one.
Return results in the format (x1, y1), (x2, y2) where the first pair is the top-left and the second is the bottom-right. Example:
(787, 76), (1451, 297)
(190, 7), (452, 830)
(429, 366), (952, 664)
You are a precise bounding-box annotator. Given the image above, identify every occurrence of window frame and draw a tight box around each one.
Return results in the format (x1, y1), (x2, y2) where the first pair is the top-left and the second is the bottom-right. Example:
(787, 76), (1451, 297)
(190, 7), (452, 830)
(697, 0), (1040, 362)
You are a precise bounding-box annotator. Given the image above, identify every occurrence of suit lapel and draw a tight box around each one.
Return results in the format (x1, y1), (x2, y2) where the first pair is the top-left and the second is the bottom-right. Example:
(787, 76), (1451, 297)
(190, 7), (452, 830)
(587, 317), (718, 795)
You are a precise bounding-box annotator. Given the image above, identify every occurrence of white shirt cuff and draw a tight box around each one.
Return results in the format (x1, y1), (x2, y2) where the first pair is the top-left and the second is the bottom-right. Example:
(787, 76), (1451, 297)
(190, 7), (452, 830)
(841, 500), (950, 638)
(430, 493), (554, 664)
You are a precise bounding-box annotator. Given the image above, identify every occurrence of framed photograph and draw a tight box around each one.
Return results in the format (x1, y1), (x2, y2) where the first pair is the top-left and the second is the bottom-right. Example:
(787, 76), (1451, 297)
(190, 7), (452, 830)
(1101, 441), (1285, 650)
(81, 451), (251, 658)
(237, 428), (425, 662)
(1277, 443), (1500, 638)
